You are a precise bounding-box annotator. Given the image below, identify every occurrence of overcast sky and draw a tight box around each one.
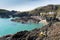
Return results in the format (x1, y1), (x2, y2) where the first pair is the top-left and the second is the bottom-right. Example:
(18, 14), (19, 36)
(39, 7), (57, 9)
(0, 0), (60, 11)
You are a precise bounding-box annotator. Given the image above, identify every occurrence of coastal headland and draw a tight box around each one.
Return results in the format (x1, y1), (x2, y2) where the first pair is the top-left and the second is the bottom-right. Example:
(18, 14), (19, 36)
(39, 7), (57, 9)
(0, 4), (60, 40)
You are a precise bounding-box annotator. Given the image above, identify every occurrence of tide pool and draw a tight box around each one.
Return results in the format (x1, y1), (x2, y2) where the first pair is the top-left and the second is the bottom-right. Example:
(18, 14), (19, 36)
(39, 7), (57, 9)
(0, 18), (45, 37)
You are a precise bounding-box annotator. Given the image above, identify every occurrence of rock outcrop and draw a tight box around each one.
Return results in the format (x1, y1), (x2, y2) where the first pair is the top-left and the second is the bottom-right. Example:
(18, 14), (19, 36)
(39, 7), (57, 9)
(11, 16), (40, 23)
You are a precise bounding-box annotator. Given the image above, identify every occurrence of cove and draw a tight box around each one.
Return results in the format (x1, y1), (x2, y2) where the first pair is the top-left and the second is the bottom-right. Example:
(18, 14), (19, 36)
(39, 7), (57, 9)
(0, 18), (45, 37)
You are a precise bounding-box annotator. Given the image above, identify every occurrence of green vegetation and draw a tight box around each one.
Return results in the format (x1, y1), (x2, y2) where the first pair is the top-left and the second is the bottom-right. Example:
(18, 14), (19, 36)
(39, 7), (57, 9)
(28, 5), (60, 18)
(0, 4), (60, 18)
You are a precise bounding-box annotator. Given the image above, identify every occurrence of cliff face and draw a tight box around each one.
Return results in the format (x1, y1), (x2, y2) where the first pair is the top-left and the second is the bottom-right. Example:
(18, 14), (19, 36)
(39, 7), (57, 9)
(45, 22), (60, 40)
(40, 22), (60, 40)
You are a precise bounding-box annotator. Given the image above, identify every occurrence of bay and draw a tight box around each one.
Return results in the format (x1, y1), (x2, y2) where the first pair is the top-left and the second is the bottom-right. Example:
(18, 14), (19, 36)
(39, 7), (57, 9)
(0, 18), (45, 37)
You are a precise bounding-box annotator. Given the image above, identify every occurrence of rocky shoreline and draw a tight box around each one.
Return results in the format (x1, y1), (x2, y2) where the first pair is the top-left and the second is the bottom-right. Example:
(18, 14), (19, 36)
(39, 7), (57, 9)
(0, 4), (60, 40)
(0, 20), (60, 40)
(11, 16), (42, 23)
(0, 16), (59, 40)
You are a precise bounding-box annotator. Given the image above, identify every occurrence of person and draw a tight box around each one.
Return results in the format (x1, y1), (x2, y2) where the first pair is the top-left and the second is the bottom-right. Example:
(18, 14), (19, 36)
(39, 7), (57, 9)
(39, 31), (46, 37)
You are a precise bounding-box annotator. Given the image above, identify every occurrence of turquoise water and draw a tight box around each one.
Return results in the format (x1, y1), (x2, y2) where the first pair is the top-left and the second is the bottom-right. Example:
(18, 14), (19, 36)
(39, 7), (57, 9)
(0, 18), (45, 37)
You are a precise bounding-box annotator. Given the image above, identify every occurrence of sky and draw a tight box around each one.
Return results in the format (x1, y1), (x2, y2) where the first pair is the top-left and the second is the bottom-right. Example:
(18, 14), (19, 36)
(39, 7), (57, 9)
(0, 0), (60, 11)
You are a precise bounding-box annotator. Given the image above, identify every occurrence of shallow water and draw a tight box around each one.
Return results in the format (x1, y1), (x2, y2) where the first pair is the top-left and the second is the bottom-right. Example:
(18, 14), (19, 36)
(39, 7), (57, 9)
(0, 18), (45, 37)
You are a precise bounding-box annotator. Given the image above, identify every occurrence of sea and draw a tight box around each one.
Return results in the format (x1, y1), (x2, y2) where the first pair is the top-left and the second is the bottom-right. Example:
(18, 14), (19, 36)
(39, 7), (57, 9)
(0, 18), (45, 37)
